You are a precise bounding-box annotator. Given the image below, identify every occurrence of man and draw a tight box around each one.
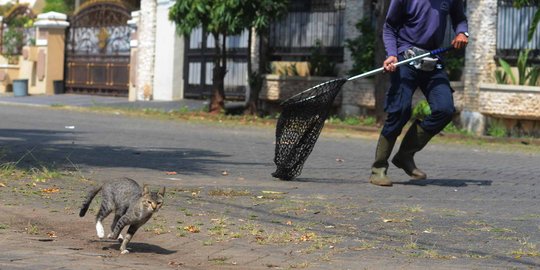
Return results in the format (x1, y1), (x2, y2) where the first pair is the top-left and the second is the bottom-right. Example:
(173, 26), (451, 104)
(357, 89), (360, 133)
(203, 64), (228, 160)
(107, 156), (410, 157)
(369, 0), (469, 186)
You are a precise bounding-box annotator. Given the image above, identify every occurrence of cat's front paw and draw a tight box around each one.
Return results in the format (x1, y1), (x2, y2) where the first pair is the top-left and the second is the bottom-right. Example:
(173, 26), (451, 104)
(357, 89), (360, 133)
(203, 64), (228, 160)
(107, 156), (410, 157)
(96, 222), (105, 238)
(120, 249), (130, 255)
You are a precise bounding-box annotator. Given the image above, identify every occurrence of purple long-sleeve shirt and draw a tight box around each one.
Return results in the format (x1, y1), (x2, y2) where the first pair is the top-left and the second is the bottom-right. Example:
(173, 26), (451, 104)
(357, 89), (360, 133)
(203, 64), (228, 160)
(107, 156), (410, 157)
(383, 0), (468, 56)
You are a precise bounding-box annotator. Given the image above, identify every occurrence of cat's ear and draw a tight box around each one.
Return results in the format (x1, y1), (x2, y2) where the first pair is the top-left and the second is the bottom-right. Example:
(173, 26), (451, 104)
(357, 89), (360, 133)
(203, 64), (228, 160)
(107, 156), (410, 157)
(158, 186), (166, 196)
(142, 184), (149, 195)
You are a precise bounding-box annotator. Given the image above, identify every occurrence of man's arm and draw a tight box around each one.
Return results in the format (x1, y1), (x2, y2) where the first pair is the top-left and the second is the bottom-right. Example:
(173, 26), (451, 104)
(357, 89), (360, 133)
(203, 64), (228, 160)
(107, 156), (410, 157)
(382, 0), (404, 57)
(450, 0), (468, 37)
(450, 0), (469, 49)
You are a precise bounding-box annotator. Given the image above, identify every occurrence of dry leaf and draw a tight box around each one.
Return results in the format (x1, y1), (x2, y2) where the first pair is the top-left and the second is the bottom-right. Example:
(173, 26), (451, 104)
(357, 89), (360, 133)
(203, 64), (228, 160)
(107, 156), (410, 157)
(183, 225), (200, 233)
(168, 260), (184, 267)
(300, 233), (316, 242)
(47, 231), (57, 238)
(0, 183), (6, 187)
(286, 220), (293, 225)
(41, 188), (60, 193)
(221, 170), (229, 176)
(165, 171), (177, 175)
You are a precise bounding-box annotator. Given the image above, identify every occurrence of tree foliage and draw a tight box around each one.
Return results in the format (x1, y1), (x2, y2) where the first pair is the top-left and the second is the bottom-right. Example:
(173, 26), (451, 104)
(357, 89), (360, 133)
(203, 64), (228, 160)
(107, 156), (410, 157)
(345, 17), (376, 75)
(43, 0), (74, 14)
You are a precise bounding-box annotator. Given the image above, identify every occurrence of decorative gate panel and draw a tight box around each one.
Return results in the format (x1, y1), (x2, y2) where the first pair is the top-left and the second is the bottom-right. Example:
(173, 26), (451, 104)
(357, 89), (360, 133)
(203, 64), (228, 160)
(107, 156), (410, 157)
(65, 1), (131, 96)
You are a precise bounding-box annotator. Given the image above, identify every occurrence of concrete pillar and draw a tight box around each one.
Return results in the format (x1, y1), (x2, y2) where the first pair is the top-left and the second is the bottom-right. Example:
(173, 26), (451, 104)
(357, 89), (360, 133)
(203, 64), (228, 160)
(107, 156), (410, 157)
(31, 12), (70, 95)
(461, 0), (497, 134)
(127, 11), (139, 102)
(136, 0), (157, 100)
(152, 0), (184, 101)
(342, 0), (364, 75)
(340, 0), (367, 116)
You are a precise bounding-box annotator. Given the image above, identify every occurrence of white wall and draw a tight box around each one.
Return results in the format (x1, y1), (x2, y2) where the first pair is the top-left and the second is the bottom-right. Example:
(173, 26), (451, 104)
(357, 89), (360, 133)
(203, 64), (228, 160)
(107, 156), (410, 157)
(152, 0), (184, 101)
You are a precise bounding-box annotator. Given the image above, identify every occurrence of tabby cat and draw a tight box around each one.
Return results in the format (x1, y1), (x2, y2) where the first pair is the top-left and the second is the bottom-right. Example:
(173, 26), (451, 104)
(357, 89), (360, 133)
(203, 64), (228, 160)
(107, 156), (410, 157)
(79, 177), (165, 254)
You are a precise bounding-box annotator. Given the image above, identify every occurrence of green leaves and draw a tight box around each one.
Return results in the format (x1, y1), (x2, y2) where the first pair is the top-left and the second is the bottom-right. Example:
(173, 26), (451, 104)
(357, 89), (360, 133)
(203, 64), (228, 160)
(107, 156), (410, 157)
(498, 58), (516, 85)
(496, 49), (540, 86)
(169, 0), (288, 36)
(412, 100), (432, 121)
(345, 18), (376, 75)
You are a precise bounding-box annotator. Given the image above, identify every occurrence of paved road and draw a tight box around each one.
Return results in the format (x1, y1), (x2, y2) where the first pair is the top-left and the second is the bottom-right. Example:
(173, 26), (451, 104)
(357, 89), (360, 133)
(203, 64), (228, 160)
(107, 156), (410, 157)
(0, 103), (539, 269)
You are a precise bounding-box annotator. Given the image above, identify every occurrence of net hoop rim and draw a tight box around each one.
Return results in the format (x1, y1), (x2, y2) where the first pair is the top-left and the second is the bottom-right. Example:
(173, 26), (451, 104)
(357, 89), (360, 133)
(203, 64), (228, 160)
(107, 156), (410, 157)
(280, 78), (347, 107)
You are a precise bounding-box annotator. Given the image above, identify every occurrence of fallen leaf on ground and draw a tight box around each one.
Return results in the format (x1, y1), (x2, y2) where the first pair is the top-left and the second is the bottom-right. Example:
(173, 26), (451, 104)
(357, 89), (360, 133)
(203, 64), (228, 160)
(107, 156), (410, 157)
(168, 260), (184, 267)
(0, 183), (5, 187)
(183, 225), (200, 233)
(165, 171), (177, 175)
(47, 231), (57, 238)
(300, 233), (316, 242)
(221, 170), (229, 176)
(41, 188), (60, 193)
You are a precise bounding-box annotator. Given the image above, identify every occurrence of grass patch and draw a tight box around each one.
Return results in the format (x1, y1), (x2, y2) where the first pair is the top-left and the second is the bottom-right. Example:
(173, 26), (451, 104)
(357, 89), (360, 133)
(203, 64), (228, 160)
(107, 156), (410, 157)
(207, 188), (251, 197)
(401, 204), (424, 213)
(512, 214), (540, 221)
(25, 223), (39, 235)
(511, 240), (540, 258)
(208, 256), (230, 265)
(0, 162), (26, 180)
(30, 166), (62, 183)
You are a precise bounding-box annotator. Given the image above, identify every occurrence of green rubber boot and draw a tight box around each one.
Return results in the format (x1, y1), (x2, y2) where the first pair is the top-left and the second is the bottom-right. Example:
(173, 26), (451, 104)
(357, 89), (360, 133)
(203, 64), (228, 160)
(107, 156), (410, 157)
(392, 123), (435, 180)
(369, 135), (396, 187)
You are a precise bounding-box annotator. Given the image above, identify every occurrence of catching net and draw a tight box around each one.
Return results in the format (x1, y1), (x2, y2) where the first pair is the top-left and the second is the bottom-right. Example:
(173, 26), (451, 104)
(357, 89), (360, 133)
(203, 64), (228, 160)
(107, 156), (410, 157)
(272, 78), (348, 180)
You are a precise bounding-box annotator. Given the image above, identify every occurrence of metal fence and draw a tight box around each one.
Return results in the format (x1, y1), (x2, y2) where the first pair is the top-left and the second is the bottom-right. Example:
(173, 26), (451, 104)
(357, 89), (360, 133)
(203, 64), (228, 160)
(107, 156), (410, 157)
(184, 28), (249, 100)
(269, 0), (345, 61)
(497, 0), (540, 59)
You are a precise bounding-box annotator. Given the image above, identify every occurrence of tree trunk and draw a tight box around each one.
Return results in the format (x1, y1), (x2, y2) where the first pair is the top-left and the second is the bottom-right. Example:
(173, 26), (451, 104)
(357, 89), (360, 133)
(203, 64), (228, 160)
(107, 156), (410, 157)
(209, 33), (226, 113)
(374, 0), (391, 125)
(244, 28), (258, 115)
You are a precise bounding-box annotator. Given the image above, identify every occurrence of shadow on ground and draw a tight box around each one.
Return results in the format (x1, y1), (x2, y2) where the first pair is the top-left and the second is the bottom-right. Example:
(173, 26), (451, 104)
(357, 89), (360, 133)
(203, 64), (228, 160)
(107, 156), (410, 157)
(105, 243), (177, 255)
(0, 129), (263, 176)
(395, 178), (493, 187)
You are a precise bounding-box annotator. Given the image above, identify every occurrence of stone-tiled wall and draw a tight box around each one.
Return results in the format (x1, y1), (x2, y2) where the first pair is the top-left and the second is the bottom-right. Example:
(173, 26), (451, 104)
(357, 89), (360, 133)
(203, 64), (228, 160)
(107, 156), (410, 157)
(479, 83), (540, 120)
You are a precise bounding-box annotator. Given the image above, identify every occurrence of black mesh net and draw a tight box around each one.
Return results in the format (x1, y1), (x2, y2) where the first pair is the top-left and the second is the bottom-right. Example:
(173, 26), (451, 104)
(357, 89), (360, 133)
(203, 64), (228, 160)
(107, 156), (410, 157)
(272, 78), (348, 180)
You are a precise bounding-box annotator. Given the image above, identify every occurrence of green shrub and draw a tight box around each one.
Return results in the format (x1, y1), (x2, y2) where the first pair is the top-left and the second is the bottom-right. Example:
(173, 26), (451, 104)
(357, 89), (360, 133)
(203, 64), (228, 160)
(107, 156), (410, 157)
(344, 116), (361, 125)
(345, 18), (375, 75)
(412, 100), (431, 120)
(308, 40), (337, 76)
(495, 49), (540, 86)
(487, 120), (507, 138)
(362, 116), (376, 126)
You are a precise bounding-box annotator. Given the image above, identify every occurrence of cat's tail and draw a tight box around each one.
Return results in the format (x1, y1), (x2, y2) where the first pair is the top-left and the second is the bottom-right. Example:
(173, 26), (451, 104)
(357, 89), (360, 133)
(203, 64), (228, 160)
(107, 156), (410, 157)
(79, 186), (102, 217)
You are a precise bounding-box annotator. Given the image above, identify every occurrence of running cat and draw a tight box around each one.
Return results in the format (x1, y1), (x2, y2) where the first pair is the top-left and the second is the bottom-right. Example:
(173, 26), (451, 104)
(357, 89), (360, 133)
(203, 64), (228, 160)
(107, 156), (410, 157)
(79, 177), (165, 254)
